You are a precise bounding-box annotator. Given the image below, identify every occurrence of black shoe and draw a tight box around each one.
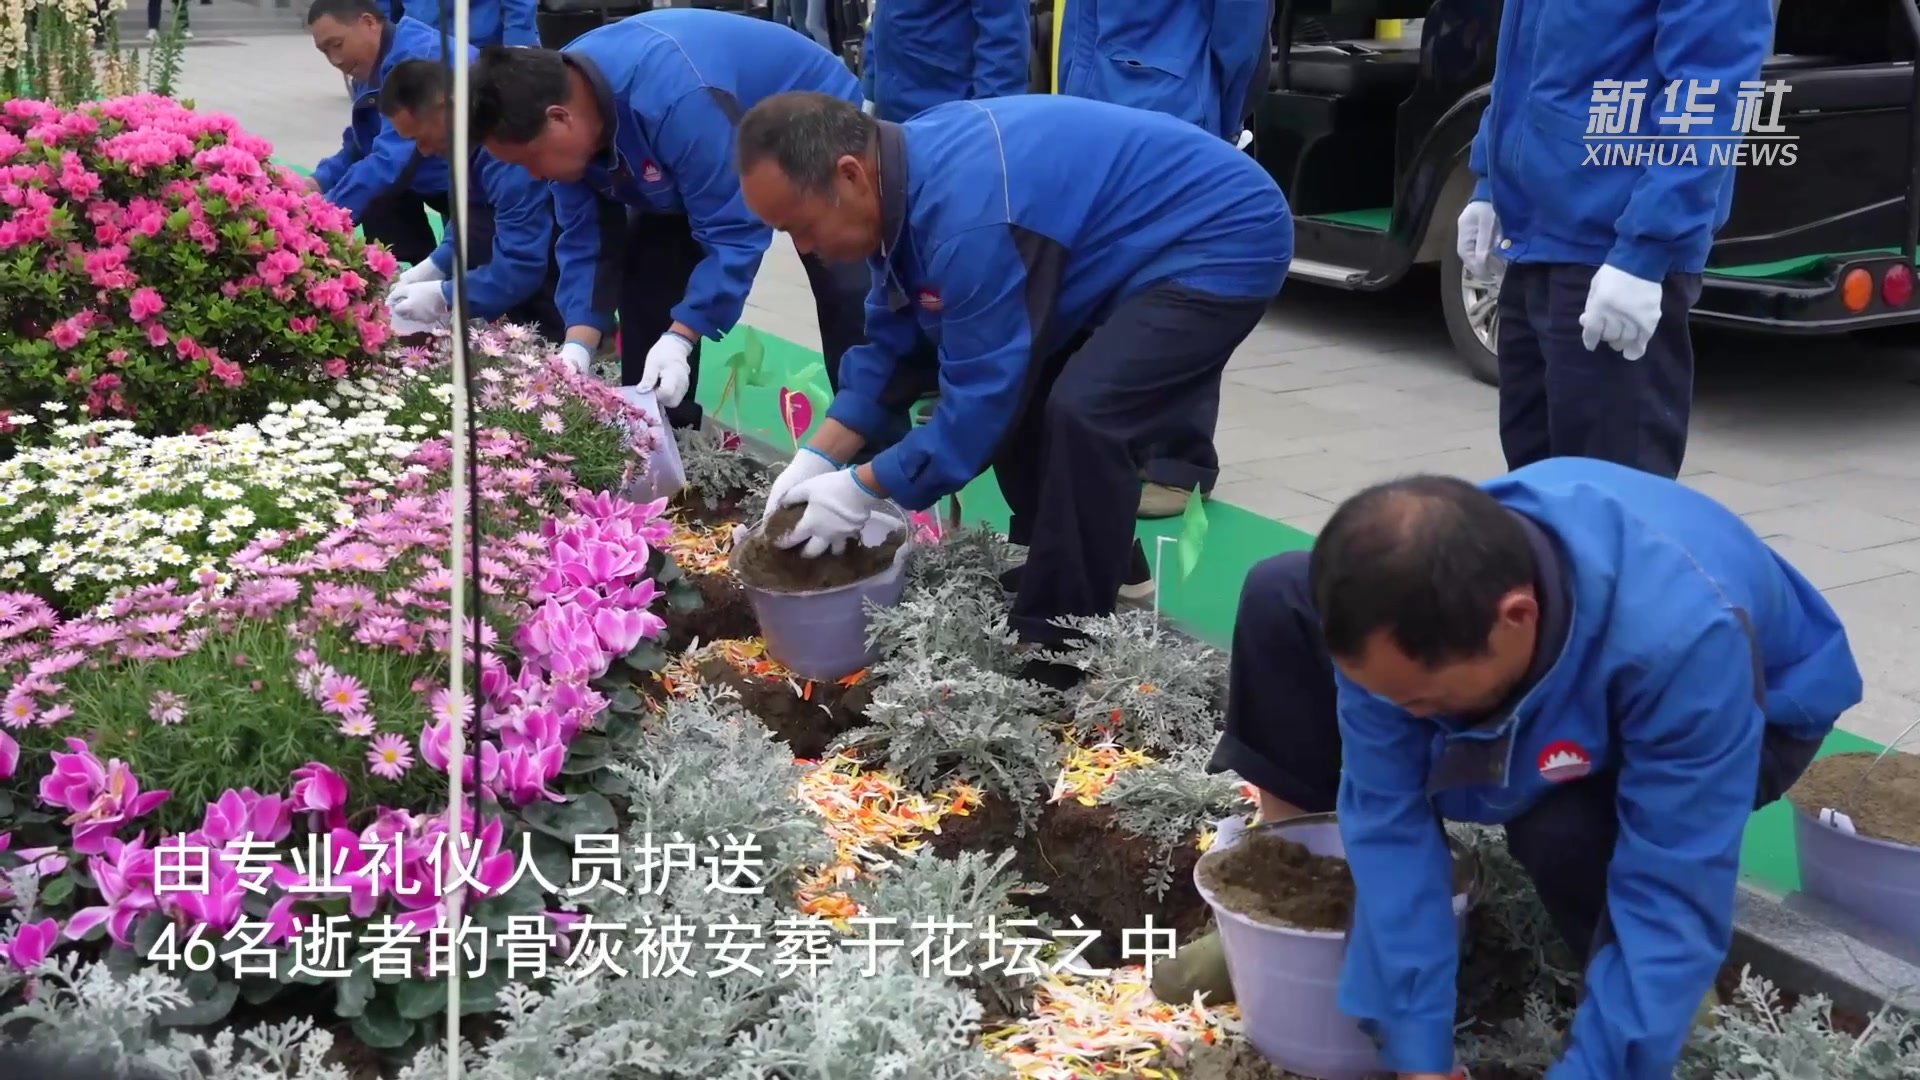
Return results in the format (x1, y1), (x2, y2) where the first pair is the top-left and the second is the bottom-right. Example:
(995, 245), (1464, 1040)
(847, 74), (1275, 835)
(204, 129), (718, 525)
(998, 564), (1024, 597)
(1119, 539), (1155, 603)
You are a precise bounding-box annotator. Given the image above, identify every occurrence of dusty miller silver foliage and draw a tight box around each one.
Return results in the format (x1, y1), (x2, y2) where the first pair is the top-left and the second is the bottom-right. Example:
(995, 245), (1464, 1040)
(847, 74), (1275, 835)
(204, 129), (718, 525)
(833, 652), (1066, 835)
(1042, 610), (1227, 753)
(674, 429), (775, 513)
(866, 577), (1026, 678)
(850, 847), (1049, 1017)
(1101, 745), (1248, 900)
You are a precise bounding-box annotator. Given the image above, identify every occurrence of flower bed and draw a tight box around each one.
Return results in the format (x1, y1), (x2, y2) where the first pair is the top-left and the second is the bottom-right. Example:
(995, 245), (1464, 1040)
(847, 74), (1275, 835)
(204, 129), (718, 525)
(0, 148), (1910, 1076)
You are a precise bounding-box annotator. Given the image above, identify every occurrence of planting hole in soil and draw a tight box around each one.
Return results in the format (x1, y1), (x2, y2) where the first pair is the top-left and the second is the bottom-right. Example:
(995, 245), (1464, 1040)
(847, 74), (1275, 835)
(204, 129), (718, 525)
(734, 502), (906, 592)
(662, 573), (760, 652)
(1789, 749), (1920, 847)
(696, 655), (873, 760)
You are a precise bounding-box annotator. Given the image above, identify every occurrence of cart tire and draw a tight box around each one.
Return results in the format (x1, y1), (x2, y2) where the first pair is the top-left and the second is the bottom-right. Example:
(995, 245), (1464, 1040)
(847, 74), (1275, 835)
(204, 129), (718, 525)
(1440, 234), (1502, 387)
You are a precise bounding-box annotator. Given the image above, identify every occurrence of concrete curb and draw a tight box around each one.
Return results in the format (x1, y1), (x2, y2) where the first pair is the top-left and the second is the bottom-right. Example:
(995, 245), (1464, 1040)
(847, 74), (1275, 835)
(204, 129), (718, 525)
(714, 424), (1919, 1018)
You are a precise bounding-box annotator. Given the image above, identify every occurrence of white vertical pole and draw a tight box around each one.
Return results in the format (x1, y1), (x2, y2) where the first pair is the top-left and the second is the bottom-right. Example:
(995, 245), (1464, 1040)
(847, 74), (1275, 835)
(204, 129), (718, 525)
(443, 0), (473, 1070)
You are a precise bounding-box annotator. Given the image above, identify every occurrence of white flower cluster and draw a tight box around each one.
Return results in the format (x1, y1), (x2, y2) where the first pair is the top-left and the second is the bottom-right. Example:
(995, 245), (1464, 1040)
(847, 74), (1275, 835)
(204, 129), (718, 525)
(0, 383), (440, 611)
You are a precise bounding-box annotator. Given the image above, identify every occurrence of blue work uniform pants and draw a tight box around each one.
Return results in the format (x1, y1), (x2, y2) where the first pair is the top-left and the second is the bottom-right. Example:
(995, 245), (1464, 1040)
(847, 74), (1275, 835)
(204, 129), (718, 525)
(993, 283), (1266, 646)
(1496, 262), (1701, 481)
(1207, 550), (1826, 961)
(616, 210), (868, 430)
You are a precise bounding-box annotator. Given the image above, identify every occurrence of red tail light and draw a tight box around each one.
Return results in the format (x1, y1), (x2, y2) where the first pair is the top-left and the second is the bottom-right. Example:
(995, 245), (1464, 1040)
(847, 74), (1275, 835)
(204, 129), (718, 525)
(1884, 264), (1915, 307)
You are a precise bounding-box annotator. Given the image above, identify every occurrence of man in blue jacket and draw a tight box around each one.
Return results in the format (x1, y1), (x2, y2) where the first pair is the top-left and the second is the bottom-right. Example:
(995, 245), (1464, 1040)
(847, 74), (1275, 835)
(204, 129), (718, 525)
(1202, 458), (1861, 1077)
(468, 11), (873, 427)
(733, 92), (1293, 678)
(858, 0), (1031, 122)
(306, 0), (453, 266)
(1050, 0), (1275, 521)
(1456, 0), (1774, 479)
(402, 0), (537, 49)
(378, 60), (563, 340)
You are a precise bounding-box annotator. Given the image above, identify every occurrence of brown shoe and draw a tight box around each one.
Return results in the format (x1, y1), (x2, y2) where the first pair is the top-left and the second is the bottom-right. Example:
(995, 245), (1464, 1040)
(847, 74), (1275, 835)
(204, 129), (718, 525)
(1138, 482), (1194, 520)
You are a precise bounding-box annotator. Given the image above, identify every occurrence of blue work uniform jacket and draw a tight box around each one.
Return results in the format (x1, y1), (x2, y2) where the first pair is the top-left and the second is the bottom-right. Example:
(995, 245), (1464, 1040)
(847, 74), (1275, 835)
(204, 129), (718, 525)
(1053, 0), (1270, 141)
(312, 17), (452, 219)
(1335, 456), (1862, 1078)
(829, 95), (1292, 511)
(859, 0), (1031, 123)
(401, 0), (538, 48)
(549, 10), (861, 336)
(1467, 0), (1774, 279)
(424, 148), (554, 320)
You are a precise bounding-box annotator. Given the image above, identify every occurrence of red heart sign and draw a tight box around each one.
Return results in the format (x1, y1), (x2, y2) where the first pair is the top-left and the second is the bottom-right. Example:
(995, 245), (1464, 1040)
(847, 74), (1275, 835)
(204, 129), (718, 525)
(779, 387), (814, 443)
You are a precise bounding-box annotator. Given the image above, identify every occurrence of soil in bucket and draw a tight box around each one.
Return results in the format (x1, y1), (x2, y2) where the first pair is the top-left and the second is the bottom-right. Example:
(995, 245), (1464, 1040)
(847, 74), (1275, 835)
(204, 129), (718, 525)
(1788, 750), (1920, 847)
(734, 503), (906, 592)
(1196, 828), (1356, 930)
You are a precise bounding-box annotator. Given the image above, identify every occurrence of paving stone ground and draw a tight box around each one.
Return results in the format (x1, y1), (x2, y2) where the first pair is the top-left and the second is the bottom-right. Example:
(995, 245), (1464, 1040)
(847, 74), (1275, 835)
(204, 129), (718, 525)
(177, 27), (1920, 750)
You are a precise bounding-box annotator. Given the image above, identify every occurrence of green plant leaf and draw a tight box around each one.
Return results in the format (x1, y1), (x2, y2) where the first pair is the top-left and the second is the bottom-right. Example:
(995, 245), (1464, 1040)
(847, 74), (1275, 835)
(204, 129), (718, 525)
(395, 978), (447, 1021)
(156, 971), (238, 1028)
(624, 642), (668, 673)
(521, 792), (616, 843)
(38, 873), (73, 907)
(561, 734), (611, 775)
(351, 999), (414, 1049)
(333, 963), (375, 1017)
(667, 581), (705, 613)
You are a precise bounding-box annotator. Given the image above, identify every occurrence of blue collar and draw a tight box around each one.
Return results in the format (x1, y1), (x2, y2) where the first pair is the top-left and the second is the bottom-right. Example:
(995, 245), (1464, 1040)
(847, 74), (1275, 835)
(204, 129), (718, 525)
(1424, 509), (1575, 795)
(876, 119), (907, 259)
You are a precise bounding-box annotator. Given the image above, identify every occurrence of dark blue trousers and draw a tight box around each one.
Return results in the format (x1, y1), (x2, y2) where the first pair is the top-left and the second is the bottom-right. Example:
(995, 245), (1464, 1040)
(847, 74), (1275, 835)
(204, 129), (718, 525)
(458, 200), (564, 343)
(1496, 262), (1702, 481)
(855, 283), (1263, 644)
(1209, 551), (1824, 960)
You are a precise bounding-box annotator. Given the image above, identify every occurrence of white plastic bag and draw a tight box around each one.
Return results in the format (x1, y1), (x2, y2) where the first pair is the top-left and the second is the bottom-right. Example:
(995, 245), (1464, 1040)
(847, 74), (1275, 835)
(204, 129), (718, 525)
(617, 385), (686, 502)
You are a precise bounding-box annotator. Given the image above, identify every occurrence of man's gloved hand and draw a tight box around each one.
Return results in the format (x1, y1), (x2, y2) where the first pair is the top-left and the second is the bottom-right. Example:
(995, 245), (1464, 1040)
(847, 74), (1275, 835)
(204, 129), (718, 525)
(1456, 200), (1503, 280)
(389, 281), (451, 327)
(1211, 814), (1250, 851)
(396, 259), (448, 288)
(861, 99), (876, 116)
(765, 446), (841, 522)
(637, 332), (693, 407)
(1579, 265), (1663, 361)
(558, 341), (594, 376)
(775, 469), (882, 558)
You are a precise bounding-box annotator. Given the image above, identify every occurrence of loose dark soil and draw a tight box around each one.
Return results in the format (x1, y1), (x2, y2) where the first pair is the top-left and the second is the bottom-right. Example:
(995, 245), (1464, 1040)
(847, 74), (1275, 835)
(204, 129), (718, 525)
(1788, 750), (1920, 848)
(697, 656), (872, 760)
(925, 792), (1211, 964)
(660, 572), (759, 653)
(733, 503), (904, 592)
(678, 490), (748, 530)
(1195, 830), (1357, 931)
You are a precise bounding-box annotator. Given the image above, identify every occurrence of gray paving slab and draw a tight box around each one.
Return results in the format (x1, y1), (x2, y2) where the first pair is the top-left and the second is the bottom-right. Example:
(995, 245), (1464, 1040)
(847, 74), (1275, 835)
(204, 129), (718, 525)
(177, 34), (1920, 747)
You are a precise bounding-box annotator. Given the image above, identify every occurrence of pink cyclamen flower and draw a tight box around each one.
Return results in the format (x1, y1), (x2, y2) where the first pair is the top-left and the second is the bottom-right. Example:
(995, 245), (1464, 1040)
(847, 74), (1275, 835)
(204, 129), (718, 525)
(289, 762), (349, 830)
(39, 739), (169, 855)
(367, 733), (413, 780)
(0, 729), (16, 780)
(199, 787), (293, 847)
(6, 919), (59, 971)
(64, 836), (158, 947)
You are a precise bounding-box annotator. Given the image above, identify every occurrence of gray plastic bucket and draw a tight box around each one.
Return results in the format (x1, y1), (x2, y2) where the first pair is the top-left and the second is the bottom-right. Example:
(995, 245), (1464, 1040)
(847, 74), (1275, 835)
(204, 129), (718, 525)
(1194, 814), (1472, 1080)
(1793, 805), (1920, 943)
(730, 505), (913, 683)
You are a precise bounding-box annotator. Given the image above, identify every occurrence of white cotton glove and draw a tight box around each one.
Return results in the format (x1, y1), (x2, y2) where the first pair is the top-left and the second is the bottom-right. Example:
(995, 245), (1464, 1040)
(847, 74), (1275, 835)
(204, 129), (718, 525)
(397, 259), (447, 288)
(764, 446), (841, 523)
(558, 341), (593, 375)
(861, 99), (876, 116)
(775, 469), (882, 558)
(1212, 814), (1250, 851)
(1456, 199), (1503, 280)
(389, 281), (451, 327)
(1579, 265), (1664, 361)
(637, 332), (694, 408)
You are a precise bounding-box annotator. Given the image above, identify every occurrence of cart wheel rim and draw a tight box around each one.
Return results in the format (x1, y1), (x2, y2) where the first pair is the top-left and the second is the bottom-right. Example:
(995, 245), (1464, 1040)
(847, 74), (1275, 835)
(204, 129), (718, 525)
(1460, 262), (1503, 356)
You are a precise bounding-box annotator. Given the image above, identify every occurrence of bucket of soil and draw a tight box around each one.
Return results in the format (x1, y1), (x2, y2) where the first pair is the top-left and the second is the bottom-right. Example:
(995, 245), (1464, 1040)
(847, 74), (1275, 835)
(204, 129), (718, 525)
(1192, 813), (1473, 1080)
(1788, 749), (1920, 943)
(729, 500), (913, 682)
